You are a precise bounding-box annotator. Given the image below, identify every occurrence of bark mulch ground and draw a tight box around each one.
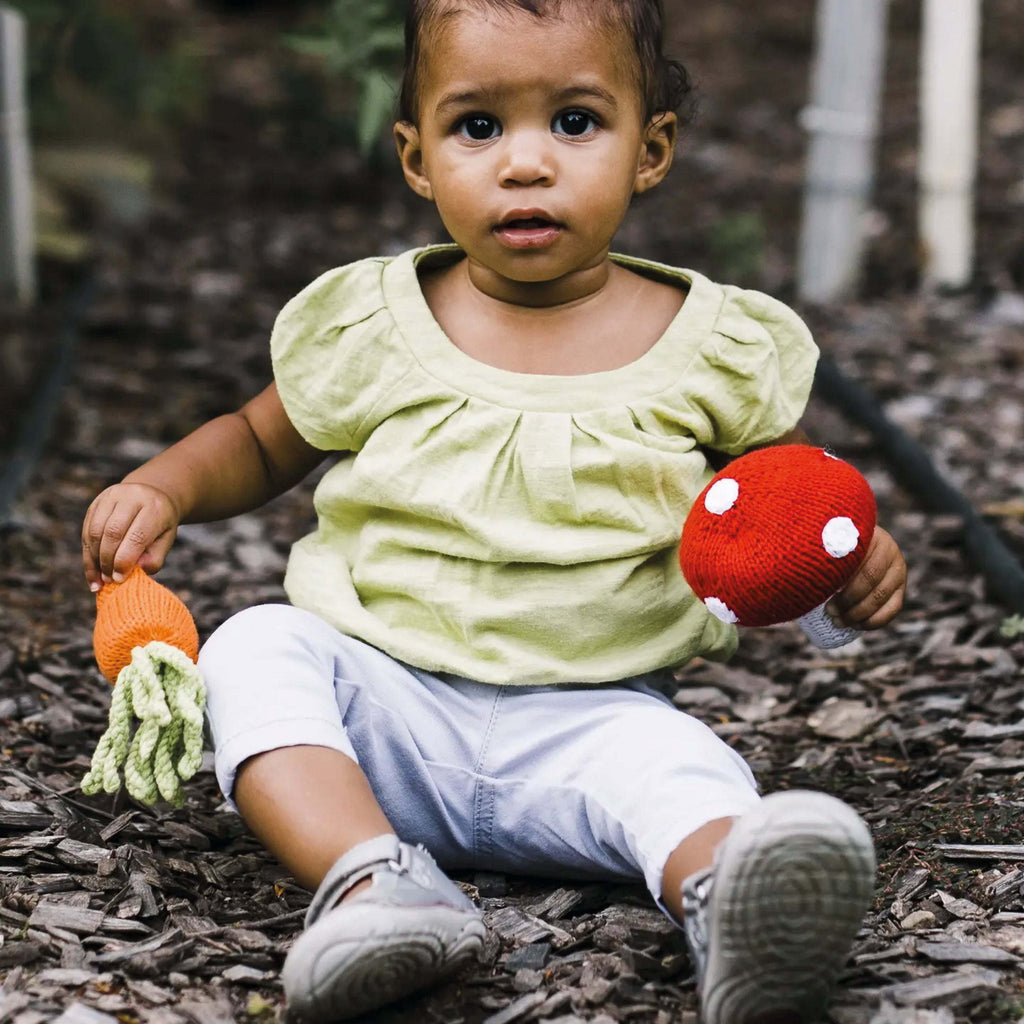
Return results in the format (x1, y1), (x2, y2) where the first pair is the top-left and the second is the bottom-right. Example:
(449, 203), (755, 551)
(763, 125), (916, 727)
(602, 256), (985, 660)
(3, 3), (1024, 1022)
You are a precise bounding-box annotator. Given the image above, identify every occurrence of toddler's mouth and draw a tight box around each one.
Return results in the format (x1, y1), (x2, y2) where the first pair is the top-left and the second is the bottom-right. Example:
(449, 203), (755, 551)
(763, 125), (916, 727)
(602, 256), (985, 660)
(495, 213), (563, 249)
(502, 217), (554, 229)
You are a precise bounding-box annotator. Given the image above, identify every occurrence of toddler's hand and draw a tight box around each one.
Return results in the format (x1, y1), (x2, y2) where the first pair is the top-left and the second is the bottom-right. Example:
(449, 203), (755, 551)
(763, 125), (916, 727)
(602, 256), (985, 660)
(82, 482), (180, 592)
(827, 526), (906, 630)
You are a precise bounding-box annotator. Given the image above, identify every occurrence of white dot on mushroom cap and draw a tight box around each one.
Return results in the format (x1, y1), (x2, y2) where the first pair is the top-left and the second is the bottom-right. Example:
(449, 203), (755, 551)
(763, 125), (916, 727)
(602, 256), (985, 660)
(822, 516), (860, 558)
(704, 596), (739, 624)
(704, 478), (739, 515)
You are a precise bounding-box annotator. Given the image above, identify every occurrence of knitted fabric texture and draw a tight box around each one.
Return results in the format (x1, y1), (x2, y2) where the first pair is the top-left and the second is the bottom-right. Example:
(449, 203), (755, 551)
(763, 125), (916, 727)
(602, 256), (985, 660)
(93, 566), (198, 682)
(680, 445), (876, 627)
(82, 568), (205, 806)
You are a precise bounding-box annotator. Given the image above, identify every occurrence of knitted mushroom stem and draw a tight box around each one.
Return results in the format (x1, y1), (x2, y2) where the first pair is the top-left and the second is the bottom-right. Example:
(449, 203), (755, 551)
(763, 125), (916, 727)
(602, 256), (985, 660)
(81, 568), (206, 807)
(797, 603), (858, 650)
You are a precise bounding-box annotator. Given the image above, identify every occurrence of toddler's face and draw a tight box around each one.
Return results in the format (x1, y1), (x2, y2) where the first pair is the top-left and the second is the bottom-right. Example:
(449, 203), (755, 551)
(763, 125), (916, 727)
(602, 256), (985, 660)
(395, 6), (675, 291)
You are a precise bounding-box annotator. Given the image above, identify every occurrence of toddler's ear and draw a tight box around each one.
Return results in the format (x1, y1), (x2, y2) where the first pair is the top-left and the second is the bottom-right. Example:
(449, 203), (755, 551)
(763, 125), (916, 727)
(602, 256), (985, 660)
(394, 121), (434, 201)
(634, 112), (677, 196)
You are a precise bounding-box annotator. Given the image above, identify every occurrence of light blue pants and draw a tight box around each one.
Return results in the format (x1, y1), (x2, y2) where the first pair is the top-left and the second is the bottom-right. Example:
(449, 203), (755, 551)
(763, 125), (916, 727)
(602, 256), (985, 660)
(198, 604), (760, 910)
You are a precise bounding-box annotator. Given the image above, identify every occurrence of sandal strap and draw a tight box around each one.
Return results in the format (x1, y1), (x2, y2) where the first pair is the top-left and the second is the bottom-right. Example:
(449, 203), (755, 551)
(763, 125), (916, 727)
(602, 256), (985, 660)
(305, 833), (403, 927)
(681, 865), (714, 987)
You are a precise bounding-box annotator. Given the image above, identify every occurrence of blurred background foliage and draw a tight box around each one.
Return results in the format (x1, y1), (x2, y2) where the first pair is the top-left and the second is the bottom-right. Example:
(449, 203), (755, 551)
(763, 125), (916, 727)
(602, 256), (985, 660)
(284, 0), (405, 157)
(7, 0), (410, 158)
(4, 0), (411, 261)
(706, 212), (768, 288)
(8, 0), (206, 146)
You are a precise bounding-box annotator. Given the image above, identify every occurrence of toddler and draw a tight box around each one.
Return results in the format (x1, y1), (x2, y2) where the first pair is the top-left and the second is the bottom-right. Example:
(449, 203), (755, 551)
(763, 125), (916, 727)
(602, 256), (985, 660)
(81, 1), (908, 1021)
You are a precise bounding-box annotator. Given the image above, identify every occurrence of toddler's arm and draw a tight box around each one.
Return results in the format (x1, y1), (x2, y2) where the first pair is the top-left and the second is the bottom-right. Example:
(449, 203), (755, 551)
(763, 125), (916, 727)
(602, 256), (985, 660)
(82, 384), (323, 590)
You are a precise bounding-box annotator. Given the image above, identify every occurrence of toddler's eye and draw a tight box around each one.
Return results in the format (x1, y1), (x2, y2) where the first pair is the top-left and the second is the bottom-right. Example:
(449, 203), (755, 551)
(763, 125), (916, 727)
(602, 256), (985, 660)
(553, 110), (597, 137)
(458, 115), (501, 141)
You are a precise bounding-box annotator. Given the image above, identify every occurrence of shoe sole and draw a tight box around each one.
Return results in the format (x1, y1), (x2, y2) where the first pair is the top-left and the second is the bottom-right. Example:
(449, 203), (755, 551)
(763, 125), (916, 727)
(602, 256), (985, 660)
(700, 791), (876, 1024)
(282, 903), (486, 1021)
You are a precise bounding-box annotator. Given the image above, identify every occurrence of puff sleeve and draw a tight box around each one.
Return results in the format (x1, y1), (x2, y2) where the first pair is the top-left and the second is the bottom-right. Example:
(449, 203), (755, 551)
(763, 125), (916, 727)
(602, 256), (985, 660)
(687, 285), (818, 454)
(270, 257), (397, 452)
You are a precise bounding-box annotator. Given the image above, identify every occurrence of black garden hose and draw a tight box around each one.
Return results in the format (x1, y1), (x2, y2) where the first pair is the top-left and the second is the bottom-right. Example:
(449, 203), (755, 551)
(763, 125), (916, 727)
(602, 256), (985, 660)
(814, 351), (1024, 611)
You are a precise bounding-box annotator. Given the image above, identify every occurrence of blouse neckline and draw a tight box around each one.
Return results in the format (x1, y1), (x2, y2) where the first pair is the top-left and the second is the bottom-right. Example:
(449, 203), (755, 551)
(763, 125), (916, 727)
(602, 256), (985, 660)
(381, 244), (726, 412)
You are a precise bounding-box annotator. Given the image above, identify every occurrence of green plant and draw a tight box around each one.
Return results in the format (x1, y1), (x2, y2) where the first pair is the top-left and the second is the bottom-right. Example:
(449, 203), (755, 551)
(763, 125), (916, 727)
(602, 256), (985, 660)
(999, 613), (1024, 639)
(707, 212), (767, 287)
(985, 994), (1024, 1023)
(7, 0), (205, 141)
(284, 0), (405, 157)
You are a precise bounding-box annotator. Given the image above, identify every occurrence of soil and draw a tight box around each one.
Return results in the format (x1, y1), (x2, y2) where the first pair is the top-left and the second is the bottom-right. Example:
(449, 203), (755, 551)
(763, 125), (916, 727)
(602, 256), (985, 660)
(2, 2), (1024, 1022)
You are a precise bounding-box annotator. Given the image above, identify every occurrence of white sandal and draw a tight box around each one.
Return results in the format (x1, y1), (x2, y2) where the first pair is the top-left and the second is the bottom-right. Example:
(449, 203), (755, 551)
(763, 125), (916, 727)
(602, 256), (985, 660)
(682, 791), (876, 1024)
(282, 834), (486, 1021)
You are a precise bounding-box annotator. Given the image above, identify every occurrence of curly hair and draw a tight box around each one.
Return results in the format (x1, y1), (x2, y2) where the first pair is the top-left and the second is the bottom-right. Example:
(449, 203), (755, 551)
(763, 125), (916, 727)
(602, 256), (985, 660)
(397, 0), (696, 127)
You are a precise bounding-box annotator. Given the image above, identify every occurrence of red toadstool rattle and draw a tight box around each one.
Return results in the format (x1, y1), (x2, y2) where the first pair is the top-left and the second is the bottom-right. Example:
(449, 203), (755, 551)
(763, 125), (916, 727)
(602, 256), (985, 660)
(679, 445), (877, 648)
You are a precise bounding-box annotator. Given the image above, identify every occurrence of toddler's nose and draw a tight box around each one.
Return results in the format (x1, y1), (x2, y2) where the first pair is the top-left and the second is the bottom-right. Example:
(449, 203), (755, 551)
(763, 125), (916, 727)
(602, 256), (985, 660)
(498, 129), (555, 187)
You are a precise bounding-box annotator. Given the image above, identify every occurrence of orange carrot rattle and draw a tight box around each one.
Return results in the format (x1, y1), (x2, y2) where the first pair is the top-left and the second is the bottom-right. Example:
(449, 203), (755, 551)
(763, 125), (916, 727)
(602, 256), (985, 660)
(81, 567), (206, 806)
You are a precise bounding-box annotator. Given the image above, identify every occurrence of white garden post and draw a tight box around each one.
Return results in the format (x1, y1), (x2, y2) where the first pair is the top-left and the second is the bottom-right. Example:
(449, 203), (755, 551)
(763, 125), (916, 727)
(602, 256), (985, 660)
(797, 0), (889, 304)
(0, 3), (34, 307)
(919, 0), (981, 290)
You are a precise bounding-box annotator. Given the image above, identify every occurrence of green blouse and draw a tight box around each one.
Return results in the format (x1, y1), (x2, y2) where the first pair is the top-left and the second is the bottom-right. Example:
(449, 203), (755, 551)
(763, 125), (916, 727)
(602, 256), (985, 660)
(271, 245), (818, 685)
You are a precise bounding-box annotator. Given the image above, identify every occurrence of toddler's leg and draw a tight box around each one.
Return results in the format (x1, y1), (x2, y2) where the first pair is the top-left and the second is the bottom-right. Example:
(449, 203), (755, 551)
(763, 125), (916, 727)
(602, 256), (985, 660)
(198, 604), (397, 887)
(659, 816), (735, 921)
(234, 745), (393, 890)
(476, 681), (874, 1024)
(199, 605), (485, 1022)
